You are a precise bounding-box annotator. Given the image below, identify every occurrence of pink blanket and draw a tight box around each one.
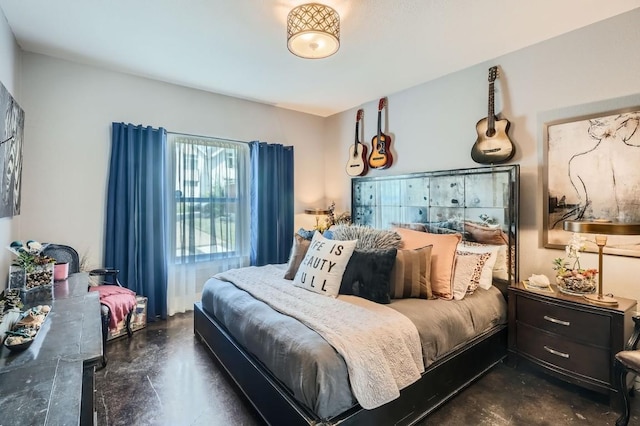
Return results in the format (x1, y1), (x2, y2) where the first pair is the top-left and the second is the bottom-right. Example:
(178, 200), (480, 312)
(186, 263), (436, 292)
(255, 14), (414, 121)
(89, 285), (137, 331)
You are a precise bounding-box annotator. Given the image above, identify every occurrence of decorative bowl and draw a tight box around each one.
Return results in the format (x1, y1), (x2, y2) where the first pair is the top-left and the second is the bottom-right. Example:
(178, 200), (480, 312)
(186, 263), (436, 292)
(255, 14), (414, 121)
(556, 275), (596, 295)
(2, 305), (50, 353)
(4, 337), (33, 352)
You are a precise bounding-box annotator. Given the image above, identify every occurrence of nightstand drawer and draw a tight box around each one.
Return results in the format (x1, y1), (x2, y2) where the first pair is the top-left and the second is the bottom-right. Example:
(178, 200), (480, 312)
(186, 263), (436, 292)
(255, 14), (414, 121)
(517, 296), (610, 347)
(517, 323), (609, 383)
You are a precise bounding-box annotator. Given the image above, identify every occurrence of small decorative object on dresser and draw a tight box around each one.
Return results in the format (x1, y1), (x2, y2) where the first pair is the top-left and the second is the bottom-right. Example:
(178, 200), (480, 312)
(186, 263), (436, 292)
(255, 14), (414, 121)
(552, 233), (597, 295)
(53, 262), (69, 281)
(508, 282), (637, 406)
(7, 240), (56, 305)
(524, 274), (553, 293)
(0, 304), (21, 345)
(4, 304), (51, 351)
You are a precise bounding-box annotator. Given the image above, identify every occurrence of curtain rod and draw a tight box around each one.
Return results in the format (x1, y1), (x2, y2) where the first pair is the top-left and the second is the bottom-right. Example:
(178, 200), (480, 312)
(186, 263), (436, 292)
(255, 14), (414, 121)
(166, 131), (249, 145)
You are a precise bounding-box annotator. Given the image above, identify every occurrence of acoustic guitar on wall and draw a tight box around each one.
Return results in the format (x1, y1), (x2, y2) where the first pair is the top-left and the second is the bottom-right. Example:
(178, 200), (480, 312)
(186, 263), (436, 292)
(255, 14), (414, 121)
(471, 66), (515, 164)
(369, 97), (393, 169)
(345, 109), (368, 176)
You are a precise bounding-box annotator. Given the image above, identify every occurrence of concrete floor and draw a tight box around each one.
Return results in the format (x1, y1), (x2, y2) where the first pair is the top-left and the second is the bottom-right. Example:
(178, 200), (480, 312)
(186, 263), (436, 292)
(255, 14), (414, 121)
(95, 312), (639, 426)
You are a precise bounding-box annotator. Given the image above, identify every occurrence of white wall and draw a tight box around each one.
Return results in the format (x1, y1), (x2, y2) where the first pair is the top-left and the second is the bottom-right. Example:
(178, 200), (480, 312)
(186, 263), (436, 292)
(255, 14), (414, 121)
(10, 9), (640, 302)
(18, 53), (326, 270)
(324, 9), (640, 301)
(0, 8), (21, 290)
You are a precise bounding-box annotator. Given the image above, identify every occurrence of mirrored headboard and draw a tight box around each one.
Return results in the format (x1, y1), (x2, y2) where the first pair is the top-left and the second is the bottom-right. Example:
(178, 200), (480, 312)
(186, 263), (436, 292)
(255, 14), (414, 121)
(351, 165), (520, 289)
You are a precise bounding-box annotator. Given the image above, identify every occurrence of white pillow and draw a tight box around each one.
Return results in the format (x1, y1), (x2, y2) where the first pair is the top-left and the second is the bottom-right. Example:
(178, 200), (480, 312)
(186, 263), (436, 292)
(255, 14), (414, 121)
(456, 242), (500, 290)
(492, 245), (509, 280)
(293, 232), (357, 297)
(452, 252), (492, 300)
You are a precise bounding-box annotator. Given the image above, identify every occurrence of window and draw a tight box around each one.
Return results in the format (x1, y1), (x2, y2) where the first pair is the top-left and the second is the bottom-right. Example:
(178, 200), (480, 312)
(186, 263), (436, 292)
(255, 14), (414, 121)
(167, 134), (250, 263)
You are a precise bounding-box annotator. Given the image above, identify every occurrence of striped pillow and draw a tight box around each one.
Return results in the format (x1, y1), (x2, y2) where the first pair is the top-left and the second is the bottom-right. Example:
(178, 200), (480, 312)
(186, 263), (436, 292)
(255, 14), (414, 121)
(390, 245), (433, 299)
(393, 227), (462, 300)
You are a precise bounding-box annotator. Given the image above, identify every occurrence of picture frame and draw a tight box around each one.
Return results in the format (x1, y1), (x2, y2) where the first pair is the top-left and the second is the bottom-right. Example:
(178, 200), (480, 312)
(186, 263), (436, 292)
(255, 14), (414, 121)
(542, 94), (640, 257)
(0, 79), (24, 218)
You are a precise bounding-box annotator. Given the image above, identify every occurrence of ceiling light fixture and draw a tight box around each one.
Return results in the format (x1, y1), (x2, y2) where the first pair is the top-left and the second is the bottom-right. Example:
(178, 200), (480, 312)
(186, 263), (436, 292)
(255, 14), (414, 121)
(287, 3), (340, 59)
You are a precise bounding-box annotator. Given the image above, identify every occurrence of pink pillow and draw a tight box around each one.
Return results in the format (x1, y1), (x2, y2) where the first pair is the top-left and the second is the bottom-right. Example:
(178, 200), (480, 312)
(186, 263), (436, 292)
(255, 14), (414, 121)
(393, 227), (462, 300)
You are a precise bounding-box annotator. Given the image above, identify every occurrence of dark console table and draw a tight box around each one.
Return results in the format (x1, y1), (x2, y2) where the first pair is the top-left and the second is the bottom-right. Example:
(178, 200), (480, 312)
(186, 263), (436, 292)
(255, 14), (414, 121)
(0, 273), (103, 425)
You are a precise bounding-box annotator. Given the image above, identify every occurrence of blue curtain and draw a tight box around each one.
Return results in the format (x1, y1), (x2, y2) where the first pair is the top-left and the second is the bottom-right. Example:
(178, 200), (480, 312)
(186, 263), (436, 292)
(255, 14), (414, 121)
(105, 123), (168, 321)
(249, 142), (294, 266)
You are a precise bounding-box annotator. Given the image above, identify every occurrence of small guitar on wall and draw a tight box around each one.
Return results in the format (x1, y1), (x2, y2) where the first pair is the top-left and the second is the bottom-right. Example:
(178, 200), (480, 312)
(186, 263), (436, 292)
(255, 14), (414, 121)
(471, 66), (515, 164)
(345, 109), (368, 176)
(369, 97), (393, 169)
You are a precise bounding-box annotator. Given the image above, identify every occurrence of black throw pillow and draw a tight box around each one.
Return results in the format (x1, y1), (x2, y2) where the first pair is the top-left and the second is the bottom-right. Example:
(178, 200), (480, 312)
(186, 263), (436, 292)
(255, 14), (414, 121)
(339, 248), (397, 304)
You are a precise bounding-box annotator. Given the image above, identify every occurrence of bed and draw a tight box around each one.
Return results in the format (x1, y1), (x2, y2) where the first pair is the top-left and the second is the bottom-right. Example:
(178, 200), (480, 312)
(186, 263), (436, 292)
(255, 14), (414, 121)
(194, 165), (519, 425)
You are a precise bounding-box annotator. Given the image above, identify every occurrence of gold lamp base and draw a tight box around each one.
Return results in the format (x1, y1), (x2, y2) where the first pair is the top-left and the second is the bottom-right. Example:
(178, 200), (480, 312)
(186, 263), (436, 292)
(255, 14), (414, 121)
(563, 220), (640, 310)
(583, 293), (618, 307)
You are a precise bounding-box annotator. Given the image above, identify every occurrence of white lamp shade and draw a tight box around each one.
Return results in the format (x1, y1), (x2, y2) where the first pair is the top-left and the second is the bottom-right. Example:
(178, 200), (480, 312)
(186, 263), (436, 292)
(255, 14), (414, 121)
(287, 3), (340, 59)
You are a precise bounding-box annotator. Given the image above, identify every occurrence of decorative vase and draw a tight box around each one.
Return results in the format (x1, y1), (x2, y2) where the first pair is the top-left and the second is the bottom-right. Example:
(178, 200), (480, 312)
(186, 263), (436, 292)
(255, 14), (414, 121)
(556, 273), (596, 295)
(54, 262), (69, 281)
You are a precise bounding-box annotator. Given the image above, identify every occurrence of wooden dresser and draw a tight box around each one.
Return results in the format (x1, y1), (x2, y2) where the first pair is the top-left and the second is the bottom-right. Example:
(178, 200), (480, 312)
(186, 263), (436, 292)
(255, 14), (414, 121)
(508, 282), (637, 405)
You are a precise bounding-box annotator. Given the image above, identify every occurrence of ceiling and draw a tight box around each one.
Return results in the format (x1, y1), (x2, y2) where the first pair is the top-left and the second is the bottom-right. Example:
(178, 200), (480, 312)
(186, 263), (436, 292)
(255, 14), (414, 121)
(1, 1), (639, 117)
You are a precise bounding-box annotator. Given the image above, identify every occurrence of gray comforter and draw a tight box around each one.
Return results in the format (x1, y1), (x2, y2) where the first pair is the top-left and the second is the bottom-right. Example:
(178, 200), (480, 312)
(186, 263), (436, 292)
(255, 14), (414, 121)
(200, 276), (507, 420)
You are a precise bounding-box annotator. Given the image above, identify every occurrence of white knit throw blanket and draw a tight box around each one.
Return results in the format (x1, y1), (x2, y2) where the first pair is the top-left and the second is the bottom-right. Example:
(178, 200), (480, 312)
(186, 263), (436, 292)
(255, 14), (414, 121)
(215, 265), (424, 409)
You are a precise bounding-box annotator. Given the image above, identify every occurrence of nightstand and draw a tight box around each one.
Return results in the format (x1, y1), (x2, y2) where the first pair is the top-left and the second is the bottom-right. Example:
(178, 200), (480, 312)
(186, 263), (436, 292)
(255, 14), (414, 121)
(508, 282), (637, 405)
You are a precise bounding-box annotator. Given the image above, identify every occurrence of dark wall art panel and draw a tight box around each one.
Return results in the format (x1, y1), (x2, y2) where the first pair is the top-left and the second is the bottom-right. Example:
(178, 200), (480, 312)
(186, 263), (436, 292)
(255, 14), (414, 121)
(0, 80), (24, 218)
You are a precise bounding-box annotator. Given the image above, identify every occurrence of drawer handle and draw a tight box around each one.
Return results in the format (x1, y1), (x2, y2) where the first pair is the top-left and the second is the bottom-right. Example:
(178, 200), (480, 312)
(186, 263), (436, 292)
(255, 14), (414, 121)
(543, 315), (570, 326)
(544, 345), (569, 359)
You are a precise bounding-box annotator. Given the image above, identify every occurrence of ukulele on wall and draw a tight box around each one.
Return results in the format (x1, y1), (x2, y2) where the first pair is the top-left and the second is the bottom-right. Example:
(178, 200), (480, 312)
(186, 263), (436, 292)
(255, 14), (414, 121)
(345, 109), (368, 176)
(369, 97), (393, 169)
(471, 66), (515, 164)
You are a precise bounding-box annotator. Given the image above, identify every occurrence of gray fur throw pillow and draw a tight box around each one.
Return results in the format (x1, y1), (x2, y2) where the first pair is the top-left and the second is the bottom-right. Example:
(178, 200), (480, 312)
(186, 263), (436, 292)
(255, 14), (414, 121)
(331, 224), (402, 250)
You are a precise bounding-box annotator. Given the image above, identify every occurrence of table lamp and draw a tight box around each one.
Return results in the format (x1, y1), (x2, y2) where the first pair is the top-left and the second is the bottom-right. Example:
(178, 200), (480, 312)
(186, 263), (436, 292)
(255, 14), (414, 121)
(563, 220), (640, 306)
(305, 208), (330, 229)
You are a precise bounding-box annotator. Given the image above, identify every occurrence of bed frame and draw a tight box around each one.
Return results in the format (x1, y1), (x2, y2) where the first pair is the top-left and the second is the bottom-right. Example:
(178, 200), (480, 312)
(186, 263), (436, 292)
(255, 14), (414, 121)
(195, 302), (506, 425)
(194, 165), (519, 425)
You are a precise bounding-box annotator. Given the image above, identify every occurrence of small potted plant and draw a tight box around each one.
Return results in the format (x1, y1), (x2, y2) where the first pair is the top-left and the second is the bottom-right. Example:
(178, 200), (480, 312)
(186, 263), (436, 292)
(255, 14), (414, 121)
(552, 233), (597, 295)
(7, 240), (56, 304)
(324, 201), (351, 230)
